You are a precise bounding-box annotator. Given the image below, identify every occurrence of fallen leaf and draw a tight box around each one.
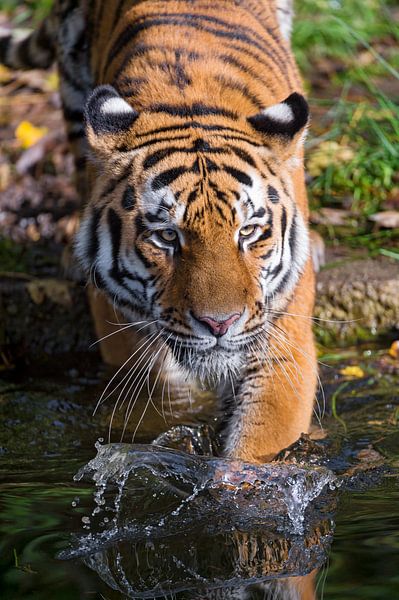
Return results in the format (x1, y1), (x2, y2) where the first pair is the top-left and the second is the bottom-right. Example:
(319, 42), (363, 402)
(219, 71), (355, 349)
(26, 279), (73, 307)
(0, 63), (12, 83)
(369, 211), (399, 229)
(310, 207), (351, 226)
(15, 120), (48, 149)
(15, 131), (62, 174)
(356, 447), (384, 463)
(340, 366), (365, 378)
(388, 340), (399, 359)
(44, 71), (59, 92)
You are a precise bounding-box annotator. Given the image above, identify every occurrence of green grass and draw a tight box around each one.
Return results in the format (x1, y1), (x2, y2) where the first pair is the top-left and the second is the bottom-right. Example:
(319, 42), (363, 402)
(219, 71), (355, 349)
(307, 95), (398, 211)
(293, 0), (399, 251)
(0, 0), (52, 23)
(293, 0), (398, 73)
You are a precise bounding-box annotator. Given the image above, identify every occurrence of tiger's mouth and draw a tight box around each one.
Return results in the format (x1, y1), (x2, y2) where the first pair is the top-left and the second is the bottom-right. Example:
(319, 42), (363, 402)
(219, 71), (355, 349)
(177, 344), (246, 384)
(160, 332), (254, 385)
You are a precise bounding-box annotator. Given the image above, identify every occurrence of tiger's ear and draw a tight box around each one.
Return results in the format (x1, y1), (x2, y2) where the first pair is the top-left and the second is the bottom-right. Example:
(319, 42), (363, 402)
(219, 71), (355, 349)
(247, 92), (309, 155)
(84, 85), (139, 154)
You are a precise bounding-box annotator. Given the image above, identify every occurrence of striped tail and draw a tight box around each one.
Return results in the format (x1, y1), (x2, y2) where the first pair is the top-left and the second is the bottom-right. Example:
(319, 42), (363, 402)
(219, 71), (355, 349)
(0, 16), (55, 70)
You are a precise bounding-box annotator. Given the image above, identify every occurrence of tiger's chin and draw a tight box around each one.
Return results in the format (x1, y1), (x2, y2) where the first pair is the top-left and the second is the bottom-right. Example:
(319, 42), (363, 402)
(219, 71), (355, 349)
(177, 346), (245, 387)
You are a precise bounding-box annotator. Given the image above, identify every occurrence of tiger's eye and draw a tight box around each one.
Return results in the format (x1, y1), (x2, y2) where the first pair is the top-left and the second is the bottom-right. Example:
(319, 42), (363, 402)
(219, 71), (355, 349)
(239, 224), (258, 238)
(159, 229), (177, 243)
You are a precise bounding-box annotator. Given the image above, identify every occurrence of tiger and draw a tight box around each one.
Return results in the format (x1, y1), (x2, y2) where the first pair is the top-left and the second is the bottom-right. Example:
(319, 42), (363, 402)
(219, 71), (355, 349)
(1, 0), (318, 463)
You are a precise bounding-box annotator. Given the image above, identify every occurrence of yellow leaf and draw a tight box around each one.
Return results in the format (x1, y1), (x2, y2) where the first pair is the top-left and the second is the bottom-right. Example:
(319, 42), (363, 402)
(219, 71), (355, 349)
(388, 340), (399, 359)
(340, 366), (365, 378)
(44, 71), (59, 91)
(15, 121), (48, 149)
(0, 63), (12, 83)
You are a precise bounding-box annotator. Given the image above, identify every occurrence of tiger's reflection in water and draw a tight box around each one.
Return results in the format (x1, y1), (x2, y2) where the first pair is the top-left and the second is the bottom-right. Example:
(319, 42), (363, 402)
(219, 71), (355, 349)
(82, 521), (333, 599)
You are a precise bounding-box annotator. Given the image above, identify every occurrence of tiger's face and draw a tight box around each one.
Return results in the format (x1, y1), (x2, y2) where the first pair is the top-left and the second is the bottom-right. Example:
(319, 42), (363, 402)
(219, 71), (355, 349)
(76, 86), (310, 382)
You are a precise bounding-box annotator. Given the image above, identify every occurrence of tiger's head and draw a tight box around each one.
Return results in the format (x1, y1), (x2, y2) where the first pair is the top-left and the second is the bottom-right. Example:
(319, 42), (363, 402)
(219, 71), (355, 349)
(76, 85), (310, 383)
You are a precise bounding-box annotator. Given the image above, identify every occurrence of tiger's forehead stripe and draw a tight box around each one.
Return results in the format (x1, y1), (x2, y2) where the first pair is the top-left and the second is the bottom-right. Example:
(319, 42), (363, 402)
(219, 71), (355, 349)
(104, 10), (296, 87)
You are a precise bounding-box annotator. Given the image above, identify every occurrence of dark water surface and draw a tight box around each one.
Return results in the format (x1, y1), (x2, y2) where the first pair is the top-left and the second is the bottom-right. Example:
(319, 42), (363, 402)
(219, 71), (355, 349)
(0, 348), (398, 599)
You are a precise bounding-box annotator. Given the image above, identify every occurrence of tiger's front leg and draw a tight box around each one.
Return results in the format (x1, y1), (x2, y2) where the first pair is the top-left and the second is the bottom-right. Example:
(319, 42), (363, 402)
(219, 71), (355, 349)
(224, 263), (317, 463)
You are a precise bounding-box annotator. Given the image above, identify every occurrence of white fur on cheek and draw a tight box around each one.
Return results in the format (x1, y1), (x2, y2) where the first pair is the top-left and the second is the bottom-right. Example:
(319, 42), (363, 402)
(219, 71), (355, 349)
(101, 97), (134, 115)
(263, 102), (294, 123)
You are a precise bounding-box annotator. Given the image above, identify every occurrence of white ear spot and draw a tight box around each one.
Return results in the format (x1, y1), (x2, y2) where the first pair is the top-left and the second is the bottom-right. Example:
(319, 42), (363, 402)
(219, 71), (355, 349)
(101, 97), (134, 115)
(262, 102), (294, 123)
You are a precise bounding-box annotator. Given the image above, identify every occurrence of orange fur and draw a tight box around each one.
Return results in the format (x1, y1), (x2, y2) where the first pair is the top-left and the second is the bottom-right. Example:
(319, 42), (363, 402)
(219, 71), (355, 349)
(76, 0), (317, 462)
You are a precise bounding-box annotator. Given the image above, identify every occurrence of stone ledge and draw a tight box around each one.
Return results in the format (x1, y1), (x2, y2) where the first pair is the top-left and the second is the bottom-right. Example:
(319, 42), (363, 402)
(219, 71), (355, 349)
(314, 257), (399, 344)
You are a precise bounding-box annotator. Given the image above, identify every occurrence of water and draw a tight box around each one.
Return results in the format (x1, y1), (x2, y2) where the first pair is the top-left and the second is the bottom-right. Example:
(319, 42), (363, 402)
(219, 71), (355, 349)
(0, 347), (399, 598)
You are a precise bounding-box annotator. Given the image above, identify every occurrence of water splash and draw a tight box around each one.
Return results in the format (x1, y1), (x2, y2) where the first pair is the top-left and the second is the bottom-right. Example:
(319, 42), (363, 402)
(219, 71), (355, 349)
(67, 442), (338, 548)
(61, 442), (338, 597)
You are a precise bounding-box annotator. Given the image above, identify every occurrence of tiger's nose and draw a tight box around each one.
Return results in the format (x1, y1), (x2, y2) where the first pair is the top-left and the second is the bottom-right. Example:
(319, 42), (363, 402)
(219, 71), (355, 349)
(193, 312), (242, 336)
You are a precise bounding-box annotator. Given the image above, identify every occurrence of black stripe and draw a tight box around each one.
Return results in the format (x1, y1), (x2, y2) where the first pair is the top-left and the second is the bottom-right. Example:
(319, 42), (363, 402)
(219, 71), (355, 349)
(215, 74), (263, 110)
(289, 209), (298, 256)
(224, 166), (252, 187)
(268, 185), (280, 204)
(113, 42), (200, 80)
(260, 248), (274, 260)
(252, 207), (266, 218)
(107, 14), (282, 72)
(129, 134), (193, 154)
(101, 159), (134, 198)
(88, 207), (102, 262)
(255, 227), (272, 243)
(135, 244), (155, 269)
(262, 159), (277, 177)
(229, 146), (256, 168)
(269, 208), (288, 278)
(214, 204), (227, 222)
(186, 188), (198, 208)
(212, 187), (231, 207)
(132, 122), (261, 145)
(121, 186), (136, 210)
(143, 142), (247, 170)
(218, 53), (267, 88)
(274, 271), (291, 294)
(107, 208), (122, 275)
(281, 206), (288, 239)
(144, 211), (164, 224)
(147, 102), (237, 119)
(135, 214), (147, 236)
(107, 209), (146, 298)
(152, 166), (187, 190)
(116, 76), (147, 97)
